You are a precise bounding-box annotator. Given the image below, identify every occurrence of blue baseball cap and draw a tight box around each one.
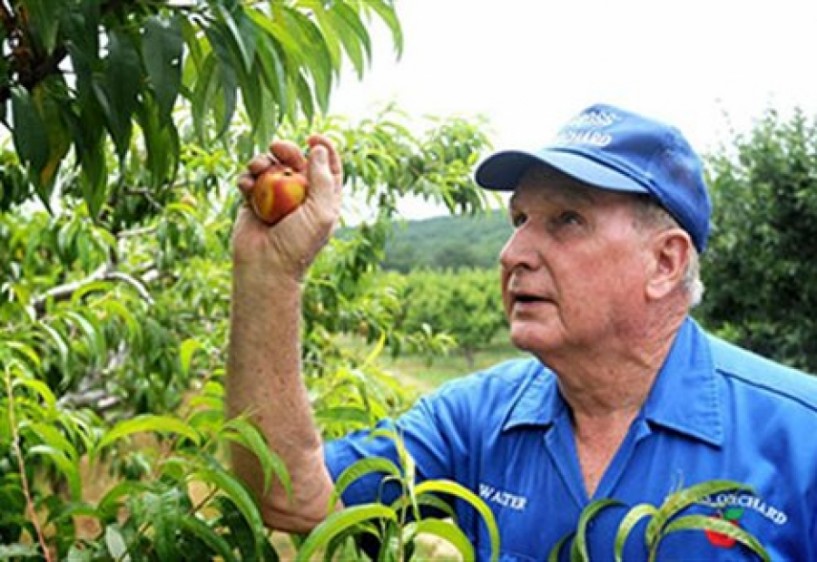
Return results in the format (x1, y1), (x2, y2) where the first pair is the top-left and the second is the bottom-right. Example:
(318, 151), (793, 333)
(475, 103), (712, 252)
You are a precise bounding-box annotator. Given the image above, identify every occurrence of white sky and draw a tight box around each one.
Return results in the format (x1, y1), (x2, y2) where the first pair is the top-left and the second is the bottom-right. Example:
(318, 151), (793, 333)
(331, 0), (817, 219)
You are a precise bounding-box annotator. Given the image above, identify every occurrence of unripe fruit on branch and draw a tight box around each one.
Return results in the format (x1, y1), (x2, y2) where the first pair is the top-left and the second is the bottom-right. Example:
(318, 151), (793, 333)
(249, 165), (308, 225)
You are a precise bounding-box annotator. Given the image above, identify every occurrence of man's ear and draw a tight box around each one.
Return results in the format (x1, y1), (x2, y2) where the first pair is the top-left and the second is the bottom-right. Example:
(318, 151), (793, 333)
(645, 229), (692, 301)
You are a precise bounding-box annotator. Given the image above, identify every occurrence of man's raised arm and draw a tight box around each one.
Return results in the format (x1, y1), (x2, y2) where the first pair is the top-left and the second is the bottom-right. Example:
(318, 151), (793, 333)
(227, 135), (342, 533)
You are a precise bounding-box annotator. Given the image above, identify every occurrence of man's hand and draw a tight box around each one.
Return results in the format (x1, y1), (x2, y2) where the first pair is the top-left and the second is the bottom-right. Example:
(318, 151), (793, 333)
(233, 134), (343, 280)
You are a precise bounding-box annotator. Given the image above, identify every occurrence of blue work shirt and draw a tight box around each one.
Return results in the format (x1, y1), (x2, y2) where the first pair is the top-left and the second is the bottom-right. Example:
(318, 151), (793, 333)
(324, 318), (817, 560)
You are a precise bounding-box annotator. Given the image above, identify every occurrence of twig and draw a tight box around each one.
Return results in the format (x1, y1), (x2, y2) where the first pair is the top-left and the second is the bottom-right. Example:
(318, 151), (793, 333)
(5, 369), (54, 562)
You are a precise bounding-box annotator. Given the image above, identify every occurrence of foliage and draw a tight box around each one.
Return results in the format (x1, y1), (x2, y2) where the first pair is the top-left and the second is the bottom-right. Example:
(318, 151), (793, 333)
(383, 268), (506, 368)
(0, 0), (403, 218)
(0, 97), (494, 557)
(298, 429), (500, 562)
(698, 107), (817, 374)
(548, 480), (769, 562)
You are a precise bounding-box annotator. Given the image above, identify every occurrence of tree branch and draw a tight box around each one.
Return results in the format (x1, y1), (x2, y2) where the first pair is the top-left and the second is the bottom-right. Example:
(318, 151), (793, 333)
(30, 263), (156, 317)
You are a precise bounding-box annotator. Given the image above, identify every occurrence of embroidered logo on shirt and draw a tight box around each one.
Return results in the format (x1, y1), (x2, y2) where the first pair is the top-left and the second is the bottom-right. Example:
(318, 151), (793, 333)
(698, 493), (788, 550)
(478, 483), (528, 511)
(704, 506), (744, 548)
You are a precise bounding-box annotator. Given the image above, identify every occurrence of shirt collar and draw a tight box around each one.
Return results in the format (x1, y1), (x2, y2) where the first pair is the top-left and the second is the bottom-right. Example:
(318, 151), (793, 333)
(642, 317), (723, 447)
(500, 317), (723, 446)
(501, 360), (564, 431)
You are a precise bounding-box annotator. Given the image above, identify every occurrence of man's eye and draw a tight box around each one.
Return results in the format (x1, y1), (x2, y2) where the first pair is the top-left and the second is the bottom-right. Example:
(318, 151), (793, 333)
(556, 211), (583, 226)
(510, 213), (526, 228)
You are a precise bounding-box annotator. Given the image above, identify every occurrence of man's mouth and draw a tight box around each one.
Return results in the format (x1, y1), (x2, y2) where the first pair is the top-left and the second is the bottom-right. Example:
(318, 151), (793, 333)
(511, 292), (551, 308)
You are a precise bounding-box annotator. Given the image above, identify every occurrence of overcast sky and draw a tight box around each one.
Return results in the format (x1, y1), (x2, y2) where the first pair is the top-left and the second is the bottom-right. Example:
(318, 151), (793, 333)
(331, 0), (817, 218)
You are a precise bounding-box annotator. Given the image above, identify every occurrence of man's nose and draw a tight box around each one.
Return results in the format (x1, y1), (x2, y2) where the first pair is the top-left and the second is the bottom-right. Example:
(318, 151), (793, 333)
(499, 226), (539, 272)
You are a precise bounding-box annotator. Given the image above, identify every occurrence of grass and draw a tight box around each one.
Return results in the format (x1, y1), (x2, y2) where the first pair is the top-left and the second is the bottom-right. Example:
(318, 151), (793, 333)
(376, 329), (528, 392)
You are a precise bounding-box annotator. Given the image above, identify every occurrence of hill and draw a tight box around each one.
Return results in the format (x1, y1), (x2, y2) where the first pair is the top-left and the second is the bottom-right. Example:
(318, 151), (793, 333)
(382, 209), (512, 271)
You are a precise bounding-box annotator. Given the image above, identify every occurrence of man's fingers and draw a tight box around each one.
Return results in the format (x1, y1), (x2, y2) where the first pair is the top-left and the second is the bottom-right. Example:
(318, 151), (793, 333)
(307, 134), (343, 182)
(270, 140), (308, 173)
(237, 172), (256, 196)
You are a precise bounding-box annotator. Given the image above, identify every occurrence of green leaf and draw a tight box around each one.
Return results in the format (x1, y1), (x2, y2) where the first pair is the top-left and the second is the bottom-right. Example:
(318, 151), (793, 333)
(25, 0), (62, 53)
(0, 543), (42, 559)
(26, 445), (82, 499)
(179, 338), (202, 377)
(221, 417), (292, 499)
(571, 499), (621, 562)
(645, 480), (753, 547)
(216, 3), (257, 73)
(97, 480), (150, 519)
(295, 503), (398, 562)
(12, 377), (57, 411)
(661, 515), (770, 562)
(363, 0), (404, 58)
(614, 503), (657, 562)
(10, 86), (49, 173)
(104, 525), (131, 562)
(329, 456), (402, 511)
(99, 29), (141, 160)
(203, 25), (238, 137)
(414, 479), (500, 562)
(548, 532), (574, 562)
(96, 414), (201, 452)
(142, 15), (184, 119)
(179, 514), (238, 562)
(405, 518), (474, 560)
(324, 1), (369, 79)
(192, 465), (267, 557)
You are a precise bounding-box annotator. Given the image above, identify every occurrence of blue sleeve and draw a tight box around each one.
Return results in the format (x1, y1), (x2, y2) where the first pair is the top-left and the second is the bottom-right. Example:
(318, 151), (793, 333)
(323, 382), (472, 508)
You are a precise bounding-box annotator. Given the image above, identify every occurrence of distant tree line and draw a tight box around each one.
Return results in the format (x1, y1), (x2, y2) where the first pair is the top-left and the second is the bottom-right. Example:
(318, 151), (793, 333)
(381, 209), (512, 272)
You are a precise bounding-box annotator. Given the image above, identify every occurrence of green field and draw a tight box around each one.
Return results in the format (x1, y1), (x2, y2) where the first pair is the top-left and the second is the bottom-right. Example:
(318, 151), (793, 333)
(377, 329), (528, 392)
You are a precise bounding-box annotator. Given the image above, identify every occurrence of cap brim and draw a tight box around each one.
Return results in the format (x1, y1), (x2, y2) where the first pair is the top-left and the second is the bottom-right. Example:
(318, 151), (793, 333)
(475, 149), (649, 195)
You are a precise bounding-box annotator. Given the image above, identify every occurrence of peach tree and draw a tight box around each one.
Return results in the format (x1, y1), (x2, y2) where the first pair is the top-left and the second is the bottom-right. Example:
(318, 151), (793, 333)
(0, 0), (500, 558)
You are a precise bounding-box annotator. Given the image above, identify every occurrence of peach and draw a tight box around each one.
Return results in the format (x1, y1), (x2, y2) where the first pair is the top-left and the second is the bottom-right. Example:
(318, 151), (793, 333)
(250, 165), (308, 225)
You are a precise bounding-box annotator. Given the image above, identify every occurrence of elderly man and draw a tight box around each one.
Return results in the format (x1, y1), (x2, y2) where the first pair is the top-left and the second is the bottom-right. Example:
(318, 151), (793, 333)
(228, 104), (817, 560)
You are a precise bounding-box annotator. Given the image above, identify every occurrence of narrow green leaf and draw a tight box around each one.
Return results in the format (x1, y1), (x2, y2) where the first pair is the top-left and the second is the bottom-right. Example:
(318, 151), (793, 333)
(192, 465), (266, 556)
(101, 300), (143, 347)
(295, 504), (397, 562)
(10, 86), (49, 172)
(96, 414), (200, 452)
(548, 532), (574, 562)
(142, 15), (184, 119)
(104, 525), (131, 562)
(100, 29), (141, 160)
(203, 25), (238, 137)
(215, 4), (257, 73)
(26, 445), (82, 500)
(221, 417), (292, 498)
(26, 0), (62, 53)
(323, 2), (367, 79)
(645, 480), (753, 547)
(179, 338), (202, 377)
(405, 518), (474, 560)
(661, 514), (770, 562)
(363, 0), (404, 58)
(179, 514), (238, 562)
(36, 322), (69, 368)
(12, 377), (56, 411)
(5, 341), (42, 370)
(329, 456), (402, 512)
(570, 499), (621, 562)
(97, 480), (150, 519)
(614, 503), (657, 562)
(414, 479), (500, 562)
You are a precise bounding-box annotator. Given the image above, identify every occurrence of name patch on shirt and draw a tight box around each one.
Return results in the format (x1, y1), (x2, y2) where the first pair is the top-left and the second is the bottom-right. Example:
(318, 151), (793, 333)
(479, 483), (528, 511)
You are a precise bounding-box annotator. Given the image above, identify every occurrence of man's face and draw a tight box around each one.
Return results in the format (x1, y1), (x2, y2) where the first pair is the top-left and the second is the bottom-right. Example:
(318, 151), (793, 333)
(499, 168), (653, 359)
